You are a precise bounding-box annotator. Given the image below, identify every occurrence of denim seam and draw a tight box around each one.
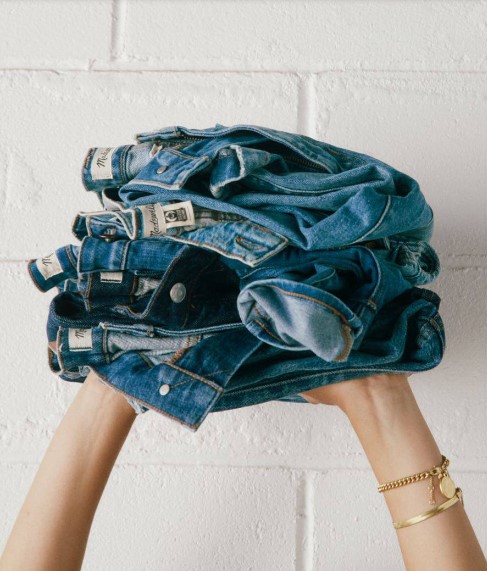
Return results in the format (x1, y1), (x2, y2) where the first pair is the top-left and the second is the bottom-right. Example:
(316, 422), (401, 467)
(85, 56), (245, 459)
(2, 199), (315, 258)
(26, 260), (47, 292)
(163, 362), (224, 393)
(168, 338), (192, 363)
(351, 195), (392, 244)
(310, 269), (337, 286)
(136, 351), (154, 368)
(162, 147), (208, 161)
(254, 318), (284, 343)
(413, 316), (443, 347)
(114, 247), (186, 317)
(432, 314), (445, 333)
(101, 328), (111, 364)
(266, 284), (353, 326)
(253, 286), (353, 361)
(204, 367), (235, 377)
(64, 245), (77, 271)
(254, 304), (271, 322)
(120, 240), (130, 270)
(236, 235), (267, 251)
(85, 273), (93, 312)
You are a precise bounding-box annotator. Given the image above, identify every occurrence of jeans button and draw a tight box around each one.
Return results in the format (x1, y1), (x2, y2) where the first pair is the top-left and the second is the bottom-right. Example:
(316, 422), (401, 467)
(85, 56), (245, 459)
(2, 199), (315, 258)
(159, 384), (171, 396)
(157, 165), (167, 174)
(169, 282), (186, 303)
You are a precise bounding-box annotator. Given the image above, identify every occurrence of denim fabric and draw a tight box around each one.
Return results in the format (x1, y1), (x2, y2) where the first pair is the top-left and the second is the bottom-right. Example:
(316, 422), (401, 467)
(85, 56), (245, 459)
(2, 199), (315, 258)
(26, 123), (446, 432)
(211, 287), (445, 412)
(79, 124), (435, 267)
(29, 238), (445, 430)
(28, 234), (439, 362)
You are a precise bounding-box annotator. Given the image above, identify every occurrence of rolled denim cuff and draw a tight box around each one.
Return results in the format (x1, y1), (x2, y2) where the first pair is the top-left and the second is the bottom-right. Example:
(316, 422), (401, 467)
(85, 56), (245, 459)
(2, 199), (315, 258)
(237, 278), (364, 362)
(82, 143), (155, 193)
(27, 245), (79, 292)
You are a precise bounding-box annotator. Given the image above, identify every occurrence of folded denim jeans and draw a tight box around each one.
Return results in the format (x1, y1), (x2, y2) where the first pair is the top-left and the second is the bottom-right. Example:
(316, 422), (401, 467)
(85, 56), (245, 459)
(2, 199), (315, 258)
(29, 239), (446, 431)
(45, 286), (445, 431)
(80, 124), (435, 262)
(29, 232), (439, 363)
(26, 123), (446, 431)
(48, 325), (219, 415)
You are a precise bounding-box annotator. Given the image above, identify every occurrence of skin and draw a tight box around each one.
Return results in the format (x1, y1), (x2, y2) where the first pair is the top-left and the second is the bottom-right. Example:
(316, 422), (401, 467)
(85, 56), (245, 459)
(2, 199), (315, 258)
(0, 365), (486, 570)
(298, 374), (487, 571)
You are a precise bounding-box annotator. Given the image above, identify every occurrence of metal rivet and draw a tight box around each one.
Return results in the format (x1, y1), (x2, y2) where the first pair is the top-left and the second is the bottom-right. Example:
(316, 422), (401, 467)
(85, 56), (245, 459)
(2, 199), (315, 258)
(157, 165), (167, 174)
(169, 282), (186, 303)
(99, 227), (117, 242)
(159, 384), (171, 396)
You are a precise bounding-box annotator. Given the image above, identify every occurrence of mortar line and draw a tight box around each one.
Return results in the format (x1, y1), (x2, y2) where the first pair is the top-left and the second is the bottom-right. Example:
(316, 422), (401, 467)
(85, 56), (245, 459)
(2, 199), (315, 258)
(110, 0), (127, 62)
(3, 460), (487, 473)
(297, 74), (316, 138)
(294, 470), (315, 571)
(0, 67), (486, 75)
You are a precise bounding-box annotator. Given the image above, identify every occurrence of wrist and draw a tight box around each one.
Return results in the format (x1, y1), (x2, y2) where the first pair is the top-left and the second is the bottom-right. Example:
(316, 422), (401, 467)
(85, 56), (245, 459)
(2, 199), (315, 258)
(341, 373), (443, 485)
(82, 371), (138, 417)
(339, 372), (413, 418)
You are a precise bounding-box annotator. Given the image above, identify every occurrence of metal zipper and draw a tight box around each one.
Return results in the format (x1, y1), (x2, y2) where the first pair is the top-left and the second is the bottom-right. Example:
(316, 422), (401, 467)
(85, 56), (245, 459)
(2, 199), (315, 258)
(170, 130), (331, 173)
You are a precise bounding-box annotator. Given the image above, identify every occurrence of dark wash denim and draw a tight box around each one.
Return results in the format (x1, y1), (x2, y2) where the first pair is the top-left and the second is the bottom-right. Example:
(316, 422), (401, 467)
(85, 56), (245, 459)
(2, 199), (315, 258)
(28, 237), (445, 431)
(28, 234), (439, 362)
(25, 123), (446, 431)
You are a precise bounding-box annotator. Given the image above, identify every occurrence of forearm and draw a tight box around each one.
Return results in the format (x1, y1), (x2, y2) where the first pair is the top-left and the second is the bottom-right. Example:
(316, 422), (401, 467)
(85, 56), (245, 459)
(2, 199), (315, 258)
(0, 372), (137, 571)
(341, 375), (487, 571)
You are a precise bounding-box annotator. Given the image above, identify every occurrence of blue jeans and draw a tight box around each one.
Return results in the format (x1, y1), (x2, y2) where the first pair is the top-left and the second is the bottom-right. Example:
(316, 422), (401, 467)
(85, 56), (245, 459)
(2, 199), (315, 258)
(26, 123), (445, 431)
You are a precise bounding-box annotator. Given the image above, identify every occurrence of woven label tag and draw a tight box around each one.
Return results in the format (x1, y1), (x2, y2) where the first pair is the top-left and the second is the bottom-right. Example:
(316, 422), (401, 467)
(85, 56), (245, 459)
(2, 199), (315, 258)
(68, 328), (93, 351)
(140, 201), (195, 237)
(100, 271), (124, 283)
(36, 251), (63, 280)
(91, 147), (115, 180)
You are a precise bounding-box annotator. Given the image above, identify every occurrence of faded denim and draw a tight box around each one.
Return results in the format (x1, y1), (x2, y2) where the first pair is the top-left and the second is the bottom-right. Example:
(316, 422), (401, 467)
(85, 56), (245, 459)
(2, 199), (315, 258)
(26, 123), (446, 431)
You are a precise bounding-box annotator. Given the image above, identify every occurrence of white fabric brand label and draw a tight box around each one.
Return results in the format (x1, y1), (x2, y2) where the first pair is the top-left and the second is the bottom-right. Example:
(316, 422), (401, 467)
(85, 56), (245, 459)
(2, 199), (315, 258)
(68, 328), (93, 351)
(36, 251), (63, 280)
(91, 147), (115, 180)
(100, 271), (124, 283)
(140, 201), (195, 237)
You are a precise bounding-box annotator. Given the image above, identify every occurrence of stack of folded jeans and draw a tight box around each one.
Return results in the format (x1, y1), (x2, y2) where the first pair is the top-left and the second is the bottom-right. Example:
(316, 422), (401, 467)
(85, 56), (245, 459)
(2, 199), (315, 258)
(27, 123), (445, 432)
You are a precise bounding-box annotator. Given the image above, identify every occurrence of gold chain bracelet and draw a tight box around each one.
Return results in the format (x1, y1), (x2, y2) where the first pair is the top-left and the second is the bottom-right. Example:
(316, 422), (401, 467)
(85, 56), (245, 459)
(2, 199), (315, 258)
(377, 455), (457, 506)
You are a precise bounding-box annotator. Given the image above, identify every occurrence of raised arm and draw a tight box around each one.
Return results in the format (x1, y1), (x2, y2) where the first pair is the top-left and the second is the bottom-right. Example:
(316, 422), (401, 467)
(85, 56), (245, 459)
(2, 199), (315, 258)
(0, 371), (137, 571)
(300, 373), (487, 571)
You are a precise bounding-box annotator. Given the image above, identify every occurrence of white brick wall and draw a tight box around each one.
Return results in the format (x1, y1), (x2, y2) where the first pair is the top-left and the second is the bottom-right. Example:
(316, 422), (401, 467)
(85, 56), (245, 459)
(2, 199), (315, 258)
(0, 1), (485, 569)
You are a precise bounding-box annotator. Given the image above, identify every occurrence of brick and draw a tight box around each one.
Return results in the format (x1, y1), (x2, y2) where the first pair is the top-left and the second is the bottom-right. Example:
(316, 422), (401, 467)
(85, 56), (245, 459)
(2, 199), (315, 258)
(0, 0), (111, 68)
(0, 71), (299, 259)
(315, 72), (487, 256)
(120, 1), (487, 71)
(0, 463), (298, 571)
(314, 470), (487, 569)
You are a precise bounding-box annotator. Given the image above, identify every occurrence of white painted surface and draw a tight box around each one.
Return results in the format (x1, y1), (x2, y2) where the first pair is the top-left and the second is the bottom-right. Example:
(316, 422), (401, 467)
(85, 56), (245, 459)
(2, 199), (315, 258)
(0, 1), (485, 568)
